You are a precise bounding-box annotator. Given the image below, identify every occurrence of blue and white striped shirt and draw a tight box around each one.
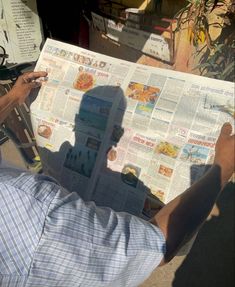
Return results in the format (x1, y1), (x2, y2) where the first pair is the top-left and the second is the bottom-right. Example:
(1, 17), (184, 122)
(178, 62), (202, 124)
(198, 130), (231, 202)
(0, 160), (166, 286)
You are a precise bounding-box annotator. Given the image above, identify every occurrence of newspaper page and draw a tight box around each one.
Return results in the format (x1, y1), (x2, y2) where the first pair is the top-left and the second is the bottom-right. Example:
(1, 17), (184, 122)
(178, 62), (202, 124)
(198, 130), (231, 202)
(102, 64), (234, 209)
(0, 0), (43, 64)
(31, 39), (234, 218)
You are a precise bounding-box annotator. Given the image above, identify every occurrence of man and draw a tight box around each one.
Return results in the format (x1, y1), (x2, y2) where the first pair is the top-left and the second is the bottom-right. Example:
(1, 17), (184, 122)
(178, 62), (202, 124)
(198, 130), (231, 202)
(0, 71), (234, 287)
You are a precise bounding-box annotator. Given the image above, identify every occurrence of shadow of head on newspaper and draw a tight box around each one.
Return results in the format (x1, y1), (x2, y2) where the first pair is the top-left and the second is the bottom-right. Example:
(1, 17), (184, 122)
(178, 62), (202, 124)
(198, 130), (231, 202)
(36, 85), (164, 219)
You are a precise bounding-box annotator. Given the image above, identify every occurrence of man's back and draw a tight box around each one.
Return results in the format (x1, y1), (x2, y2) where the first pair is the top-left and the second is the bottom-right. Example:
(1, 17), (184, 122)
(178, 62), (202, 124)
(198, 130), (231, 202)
(0, 165), (165, 287)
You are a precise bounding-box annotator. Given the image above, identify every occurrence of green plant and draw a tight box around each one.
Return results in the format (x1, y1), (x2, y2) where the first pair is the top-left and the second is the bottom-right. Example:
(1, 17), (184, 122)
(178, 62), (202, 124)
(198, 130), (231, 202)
(196, 3), (235, 81)
(175, 0), (235, 81)
(175, 0), (229, 48)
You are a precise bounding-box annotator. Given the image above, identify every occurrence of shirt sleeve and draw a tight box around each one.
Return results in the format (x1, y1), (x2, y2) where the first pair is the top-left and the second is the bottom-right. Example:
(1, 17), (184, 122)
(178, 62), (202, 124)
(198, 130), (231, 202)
(27, 187), (166, 287)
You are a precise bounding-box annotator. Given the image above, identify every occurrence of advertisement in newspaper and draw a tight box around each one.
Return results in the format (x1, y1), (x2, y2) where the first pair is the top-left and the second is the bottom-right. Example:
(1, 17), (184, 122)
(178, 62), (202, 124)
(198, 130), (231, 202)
(31, 39), (234, 218)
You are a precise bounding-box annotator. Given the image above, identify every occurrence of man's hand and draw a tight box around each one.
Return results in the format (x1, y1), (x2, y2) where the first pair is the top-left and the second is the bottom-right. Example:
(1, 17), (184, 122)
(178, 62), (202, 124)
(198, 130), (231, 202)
(0, 71), (47, 124)
(9, 71), (48, 104)
(214, 122), (235, 186)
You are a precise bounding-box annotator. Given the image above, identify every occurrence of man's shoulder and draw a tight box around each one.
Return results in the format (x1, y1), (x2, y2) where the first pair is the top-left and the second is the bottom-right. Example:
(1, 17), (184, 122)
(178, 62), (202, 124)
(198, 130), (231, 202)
(0, 166), (59, 203)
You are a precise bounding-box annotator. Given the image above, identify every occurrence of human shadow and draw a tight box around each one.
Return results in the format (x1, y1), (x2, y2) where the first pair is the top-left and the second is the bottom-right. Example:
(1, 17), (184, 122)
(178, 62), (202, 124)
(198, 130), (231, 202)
(173, 180), (234, 287)
(36, 85), (163, 218)
(168, 161), (235, 286)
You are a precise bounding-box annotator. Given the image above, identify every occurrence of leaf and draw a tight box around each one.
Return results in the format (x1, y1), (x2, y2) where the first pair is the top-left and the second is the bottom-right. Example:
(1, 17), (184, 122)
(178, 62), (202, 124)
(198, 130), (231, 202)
(200, 47), (210, 62)
(214, 44), (224, 51)
(195, 62), (211, 69)
(205, 71), (220, 77)
(175, 6), (189, 31)
(221, 62), (235, 80)
(210, 0), (219, 12)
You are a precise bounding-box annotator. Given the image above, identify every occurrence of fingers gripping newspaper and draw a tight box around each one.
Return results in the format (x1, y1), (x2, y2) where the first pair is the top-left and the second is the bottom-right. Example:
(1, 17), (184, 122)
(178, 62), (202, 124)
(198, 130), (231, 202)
(31, 39), (234, 219)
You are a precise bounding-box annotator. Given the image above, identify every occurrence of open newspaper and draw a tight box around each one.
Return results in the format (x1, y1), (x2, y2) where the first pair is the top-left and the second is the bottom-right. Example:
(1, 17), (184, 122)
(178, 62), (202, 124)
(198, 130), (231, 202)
(31, 38), (234, 218)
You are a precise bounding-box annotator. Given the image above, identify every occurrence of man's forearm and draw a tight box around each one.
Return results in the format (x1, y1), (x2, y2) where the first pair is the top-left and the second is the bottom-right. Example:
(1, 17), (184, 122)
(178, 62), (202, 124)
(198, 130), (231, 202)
(0, 91), (19, 124)
(151, 164), (223, 263)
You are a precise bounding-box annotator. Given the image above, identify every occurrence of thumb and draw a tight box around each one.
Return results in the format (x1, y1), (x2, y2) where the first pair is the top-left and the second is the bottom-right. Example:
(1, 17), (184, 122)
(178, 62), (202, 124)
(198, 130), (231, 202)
(220, 122), (232, 137)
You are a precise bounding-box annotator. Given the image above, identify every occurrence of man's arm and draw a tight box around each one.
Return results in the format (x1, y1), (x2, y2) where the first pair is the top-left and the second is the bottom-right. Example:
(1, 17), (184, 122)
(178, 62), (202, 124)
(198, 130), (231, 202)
(0, 71), (47, 124)
(151, 123), (235, 264)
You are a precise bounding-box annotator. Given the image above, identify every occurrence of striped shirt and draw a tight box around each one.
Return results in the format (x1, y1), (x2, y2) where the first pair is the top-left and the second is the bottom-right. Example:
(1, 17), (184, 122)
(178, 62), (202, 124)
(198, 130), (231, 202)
(0, 158), (166, 286)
